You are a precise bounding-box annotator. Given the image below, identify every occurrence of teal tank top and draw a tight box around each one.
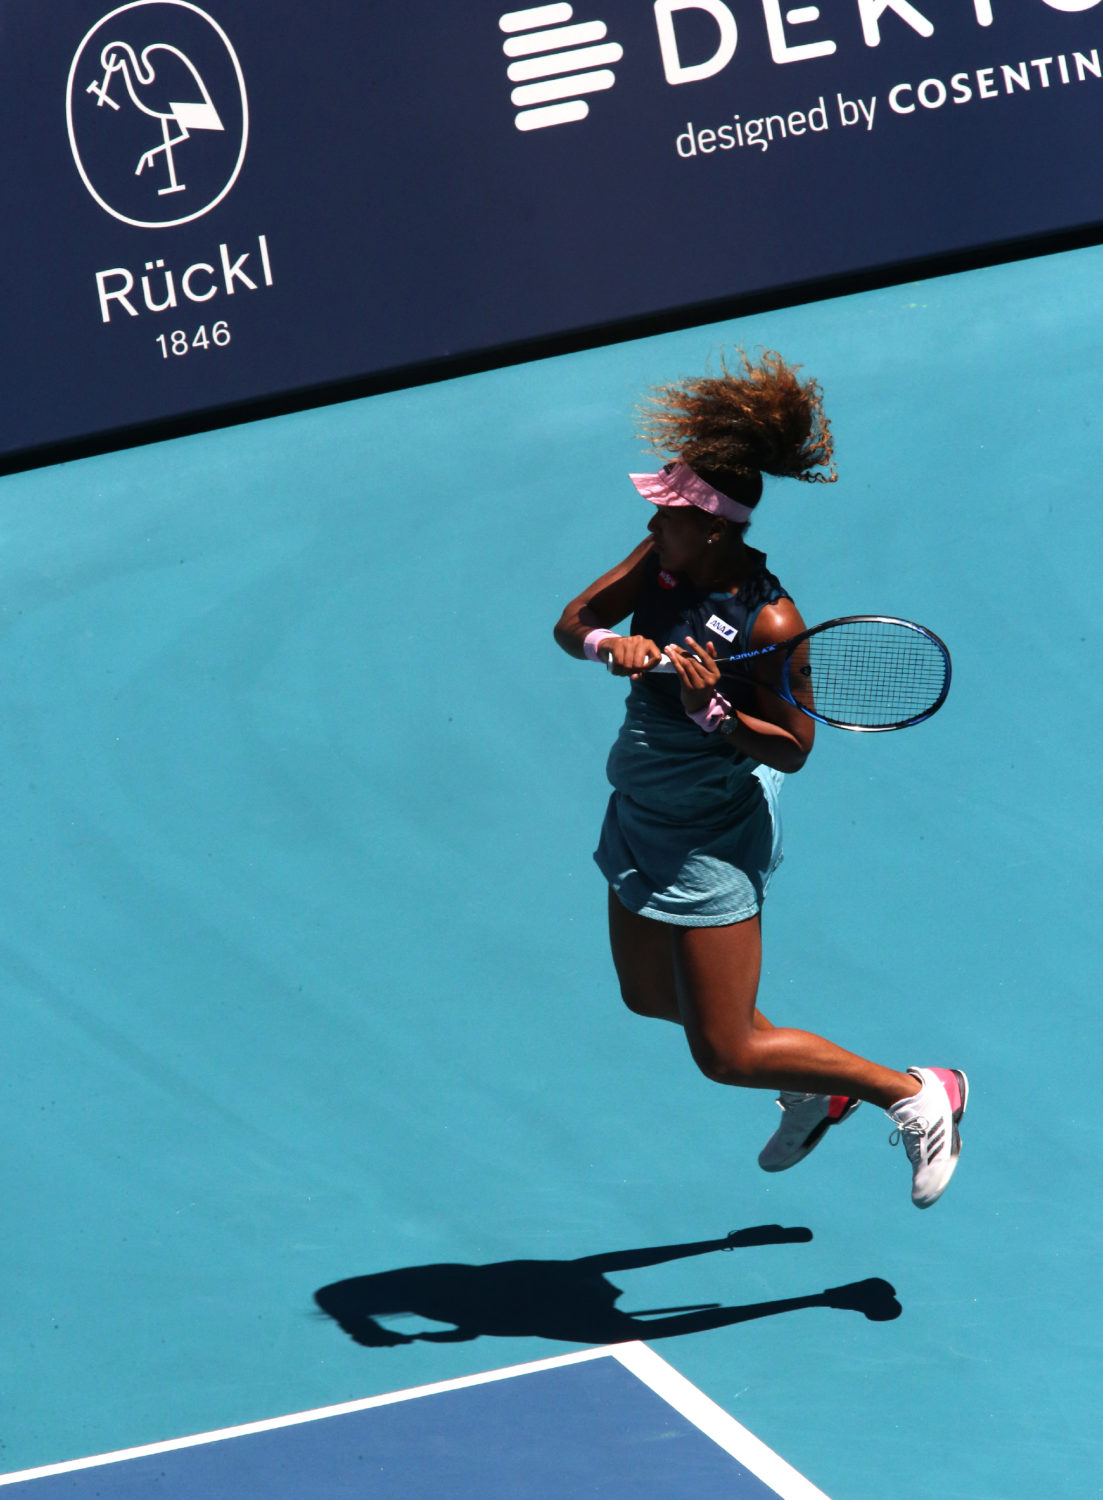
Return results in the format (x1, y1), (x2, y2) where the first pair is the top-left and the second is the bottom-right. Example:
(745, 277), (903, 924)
(605, 548), (790, 823)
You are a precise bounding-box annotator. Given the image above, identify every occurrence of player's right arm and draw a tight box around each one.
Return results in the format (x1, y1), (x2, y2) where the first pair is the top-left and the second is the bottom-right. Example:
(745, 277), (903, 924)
(554, 539), (664, 676)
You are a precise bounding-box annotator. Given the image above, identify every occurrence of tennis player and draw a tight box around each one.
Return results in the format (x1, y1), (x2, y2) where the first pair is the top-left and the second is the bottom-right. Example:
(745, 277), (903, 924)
(554, 351), (967, 1208)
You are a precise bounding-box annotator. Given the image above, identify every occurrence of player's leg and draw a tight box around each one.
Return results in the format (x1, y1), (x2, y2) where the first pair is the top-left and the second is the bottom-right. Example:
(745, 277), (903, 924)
(607, 888), (772, 1029)
(670, 915), (916, 1106)
(607, 887), (680, 1021)
(671, 917), (967, 1205)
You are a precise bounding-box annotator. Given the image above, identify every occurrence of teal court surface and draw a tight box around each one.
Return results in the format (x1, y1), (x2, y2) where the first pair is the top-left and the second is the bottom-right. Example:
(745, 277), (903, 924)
(4, 244), (1103, 1498)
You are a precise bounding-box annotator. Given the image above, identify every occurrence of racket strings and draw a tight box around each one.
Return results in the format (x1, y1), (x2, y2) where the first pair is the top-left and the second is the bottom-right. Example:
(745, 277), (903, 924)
(789, 621), (948, 728)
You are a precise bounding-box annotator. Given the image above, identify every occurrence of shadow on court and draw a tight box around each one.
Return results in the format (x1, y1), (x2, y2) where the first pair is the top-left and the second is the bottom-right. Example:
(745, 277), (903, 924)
(313, 1228), (901, 1349)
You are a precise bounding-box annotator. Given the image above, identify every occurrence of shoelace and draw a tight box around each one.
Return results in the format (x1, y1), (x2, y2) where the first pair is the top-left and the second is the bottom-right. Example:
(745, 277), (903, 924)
(888, 1116), (929, 1161)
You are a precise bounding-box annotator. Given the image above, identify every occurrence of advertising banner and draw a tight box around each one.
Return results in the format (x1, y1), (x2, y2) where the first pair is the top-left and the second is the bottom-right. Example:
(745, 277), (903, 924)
(2, 0), (1101, 464)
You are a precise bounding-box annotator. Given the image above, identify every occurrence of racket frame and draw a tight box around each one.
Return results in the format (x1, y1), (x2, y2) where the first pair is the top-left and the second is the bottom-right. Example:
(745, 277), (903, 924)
(655, 614), (952, 732)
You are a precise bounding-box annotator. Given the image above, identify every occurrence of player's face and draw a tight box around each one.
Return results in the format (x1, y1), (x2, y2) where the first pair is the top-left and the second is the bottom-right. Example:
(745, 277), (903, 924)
(647, 505), (711, 572)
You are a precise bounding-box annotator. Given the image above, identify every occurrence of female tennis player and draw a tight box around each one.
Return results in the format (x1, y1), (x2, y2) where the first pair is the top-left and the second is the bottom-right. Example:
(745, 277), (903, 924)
(554, 351), (967, 1208)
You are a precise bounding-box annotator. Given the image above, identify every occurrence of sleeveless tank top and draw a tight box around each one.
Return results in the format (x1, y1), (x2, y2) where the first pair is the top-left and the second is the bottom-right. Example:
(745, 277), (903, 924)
(605, 547), (791, 824)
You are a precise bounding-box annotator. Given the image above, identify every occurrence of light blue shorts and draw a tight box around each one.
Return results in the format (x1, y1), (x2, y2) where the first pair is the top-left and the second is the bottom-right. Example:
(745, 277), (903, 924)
(594, 766), (784, 927)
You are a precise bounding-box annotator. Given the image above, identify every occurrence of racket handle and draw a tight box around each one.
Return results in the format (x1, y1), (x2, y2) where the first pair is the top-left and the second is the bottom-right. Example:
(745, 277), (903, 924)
(640, 650), (737, 674)
(606, 652), (674, 673)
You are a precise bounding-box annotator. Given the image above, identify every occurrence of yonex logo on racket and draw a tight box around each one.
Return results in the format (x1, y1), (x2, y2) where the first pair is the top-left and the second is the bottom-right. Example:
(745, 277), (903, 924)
(499, 4), (623, 132)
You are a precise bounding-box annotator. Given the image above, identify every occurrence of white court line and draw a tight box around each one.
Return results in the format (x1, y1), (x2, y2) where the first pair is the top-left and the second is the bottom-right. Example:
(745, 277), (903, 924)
(0, 1348), (612, 1486)
(611, 1343), (832, 1500)
(0, 1341), (830, 1497)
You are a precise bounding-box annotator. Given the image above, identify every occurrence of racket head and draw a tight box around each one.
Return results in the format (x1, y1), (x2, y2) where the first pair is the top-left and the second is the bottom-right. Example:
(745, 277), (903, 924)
(781, 615), (952, 731)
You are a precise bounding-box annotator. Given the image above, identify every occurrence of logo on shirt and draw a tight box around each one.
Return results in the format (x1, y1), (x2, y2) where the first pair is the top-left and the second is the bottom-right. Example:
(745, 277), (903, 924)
(657, 569), (679, 589)
(706, 613), (738, 642)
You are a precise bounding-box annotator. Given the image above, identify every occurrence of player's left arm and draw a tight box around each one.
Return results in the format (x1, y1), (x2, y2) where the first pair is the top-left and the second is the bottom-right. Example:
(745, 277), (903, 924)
(670, 600), (814, 774)
(732, 598), (815, 771)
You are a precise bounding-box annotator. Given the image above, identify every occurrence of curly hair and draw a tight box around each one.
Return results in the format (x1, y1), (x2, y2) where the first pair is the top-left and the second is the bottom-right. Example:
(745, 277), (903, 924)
(635, 349), (837, 506)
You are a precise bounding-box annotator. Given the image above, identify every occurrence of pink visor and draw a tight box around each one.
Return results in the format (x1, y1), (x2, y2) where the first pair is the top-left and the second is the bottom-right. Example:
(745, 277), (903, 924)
(628, 463), (754, 524)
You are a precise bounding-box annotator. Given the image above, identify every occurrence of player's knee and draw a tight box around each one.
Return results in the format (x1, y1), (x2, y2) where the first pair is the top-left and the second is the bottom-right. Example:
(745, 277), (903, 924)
(690, 1033), (759, 1087)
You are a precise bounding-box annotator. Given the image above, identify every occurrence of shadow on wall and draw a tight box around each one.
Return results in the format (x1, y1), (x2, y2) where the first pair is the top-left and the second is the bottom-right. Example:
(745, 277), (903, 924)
(313, 1228), (900, 1348)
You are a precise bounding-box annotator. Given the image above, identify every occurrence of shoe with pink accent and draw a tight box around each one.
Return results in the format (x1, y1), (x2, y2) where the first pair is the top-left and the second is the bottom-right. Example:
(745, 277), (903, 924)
(887, 1067), (969, 1209)
(758, 1092), (861, 1172)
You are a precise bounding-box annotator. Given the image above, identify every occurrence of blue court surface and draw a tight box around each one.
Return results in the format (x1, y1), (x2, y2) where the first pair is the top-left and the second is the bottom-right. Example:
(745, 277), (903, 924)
(0, 1343), (825, 1498)
(4, 243), (1103, 1499)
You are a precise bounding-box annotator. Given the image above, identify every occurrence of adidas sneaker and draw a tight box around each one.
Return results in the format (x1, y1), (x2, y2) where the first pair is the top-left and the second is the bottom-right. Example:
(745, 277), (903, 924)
(758, 1092), (861, 1172)
(887, 1067), (969, 1208)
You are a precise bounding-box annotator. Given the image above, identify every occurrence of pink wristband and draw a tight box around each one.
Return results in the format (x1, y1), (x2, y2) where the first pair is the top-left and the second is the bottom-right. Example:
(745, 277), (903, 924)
(583, 629), (620, 662)
(688, 689), (733, 732)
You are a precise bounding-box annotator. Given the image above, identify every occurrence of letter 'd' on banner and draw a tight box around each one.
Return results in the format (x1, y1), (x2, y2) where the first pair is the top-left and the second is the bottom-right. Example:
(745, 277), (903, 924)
(654, 0), (738, 84)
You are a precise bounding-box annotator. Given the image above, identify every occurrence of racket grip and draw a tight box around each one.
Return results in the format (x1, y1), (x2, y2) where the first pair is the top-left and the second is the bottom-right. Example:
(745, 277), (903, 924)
(606, 653), (674, 673)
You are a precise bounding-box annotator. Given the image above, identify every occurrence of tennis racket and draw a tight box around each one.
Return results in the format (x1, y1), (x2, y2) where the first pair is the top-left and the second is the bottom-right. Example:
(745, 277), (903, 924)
(649, 615), (951, 732)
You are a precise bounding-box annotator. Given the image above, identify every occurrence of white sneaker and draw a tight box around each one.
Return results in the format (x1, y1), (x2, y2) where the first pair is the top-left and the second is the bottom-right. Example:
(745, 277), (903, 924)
(758, 1092), (861, 1172)
(887, 1067), (969, 1209)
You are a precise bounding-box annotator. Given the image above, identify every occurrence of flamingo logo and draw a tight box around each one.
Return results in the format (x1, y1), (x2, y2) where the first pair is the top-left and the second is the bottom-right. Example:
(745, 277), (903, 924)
(67, 1), (248, 230)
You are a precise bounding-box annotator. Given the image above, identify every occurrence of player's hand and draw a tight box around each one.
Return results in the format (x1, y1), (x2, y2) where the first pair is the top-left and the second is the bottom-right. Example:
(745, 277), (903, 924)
(347, 1323), (417, 1348)
(724, 1225), (813, 1249)
(601, 634), (664, 678)
(667, 637), (720, 713)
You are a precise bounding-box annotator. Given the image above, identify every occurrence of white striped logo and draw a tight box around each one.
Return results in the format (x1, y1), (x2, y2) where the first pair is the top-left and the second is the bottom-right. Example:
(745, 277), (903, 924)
(499, 4), (623, 132)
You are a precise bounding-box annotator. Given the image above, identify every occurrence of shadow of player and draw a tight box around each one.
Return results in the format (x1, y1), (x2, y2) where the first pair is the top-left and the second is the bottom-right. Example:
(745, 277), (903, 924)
(313, 1227), (900, 1348)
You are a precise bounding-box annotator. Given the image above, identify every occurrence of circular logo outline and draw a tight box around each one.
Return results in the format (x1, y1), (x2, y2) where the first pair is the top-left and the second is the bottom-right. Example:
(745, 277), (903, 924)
(66, 0), (249, 229)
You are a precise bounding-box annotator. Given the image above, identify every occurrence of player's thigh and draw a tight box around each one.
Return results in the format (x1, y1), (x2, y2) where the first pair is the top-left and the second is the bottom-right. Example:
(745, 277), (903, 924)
(671, 916), (763, 1069)
(607, 888), (681, 1022)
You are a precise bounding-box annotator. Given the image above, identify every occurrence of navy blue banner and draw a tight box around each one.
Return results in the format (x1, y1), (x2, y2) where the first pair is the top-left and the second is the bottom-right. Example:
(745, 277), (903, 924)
(2, 0), (1102, 462)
